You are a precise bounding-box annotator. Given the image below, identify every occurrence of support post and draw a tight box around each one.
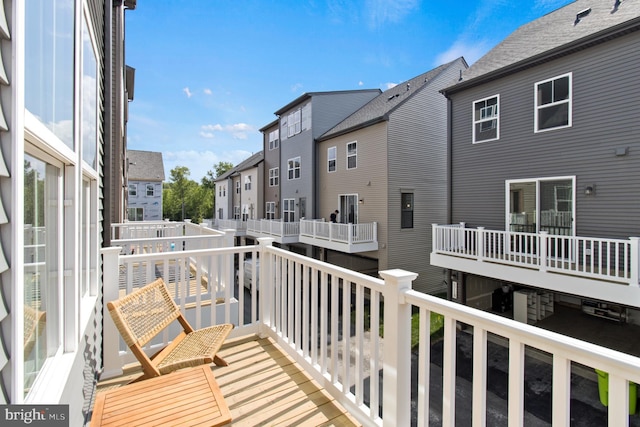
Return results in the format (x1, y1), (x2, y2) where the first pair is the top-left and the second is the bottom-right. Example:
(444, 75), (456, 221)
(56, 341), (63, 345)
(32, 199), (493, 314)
(477, 227), (485, 261)
(258, 238), (275, 337)
(539, 231), (548, 272)
(379, 269), (418, 427)
(630, 237), (639, 287)
(100, 247), (124, 379)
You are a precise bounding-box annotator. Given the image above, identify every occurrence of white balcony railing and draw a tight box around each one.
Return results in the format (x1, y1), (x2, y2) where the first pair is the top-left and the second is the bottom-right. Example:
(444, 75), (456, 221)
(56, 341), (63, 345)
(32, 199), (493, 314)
(432, 223), (640, 286)
(111, 220), (184, 240)
(215, 219), (247, 232)
(246, 219), (300, 239)
(102, 235), (640, 427)
(300, 219), (377, 244)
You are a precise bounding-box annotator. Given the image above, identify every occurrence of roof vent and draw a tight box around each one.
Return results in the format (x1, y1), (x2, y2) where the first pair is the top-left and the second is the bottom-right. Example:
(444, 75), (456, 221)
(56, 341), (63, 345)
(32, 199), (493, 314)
(406, 83), (410, 91)
(574, 7), (591, 25)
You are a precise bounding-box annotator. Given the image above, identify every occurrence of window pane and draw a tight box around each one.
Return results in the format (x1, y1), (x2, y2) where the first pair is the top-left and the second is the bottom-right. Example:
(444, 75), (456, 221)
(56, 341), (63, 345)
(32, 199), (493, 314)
(24, 154), (60, 397)
(540, 179), (573, 235)
(554, 77), (569, 102)
(538, 103), (569, 130)
(82, 19), (97, 168)
(537, 81), (553, 106)
(401, 193), (413, 229)
(25, 0), (75, 149)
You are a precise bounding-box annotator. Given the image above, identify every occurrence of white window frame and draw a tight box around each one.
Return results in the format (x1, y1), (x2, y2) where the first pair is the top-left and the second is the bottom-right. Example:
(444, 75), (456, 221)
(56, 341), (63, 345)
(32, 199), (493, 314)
(236, 181), (240, 194)
(128, 207), (144, 221)
(233, 205), (241, 220)
(534, 72), (572, 133)
(268, 129), (279, 150)
(128, 183), (137, 197)
(269, 167), (279, 187)
(146, 184), (154, 197)
(473, 94), (499, 143)
(266, 201), (275, 219)
(346, 142), (357, 170)
(244, 175), (251, 191)
(288, 157), (301, 180)
(327, 146), (336, 172)
(287, 109), (301, 137)
(283, 198), (295, 222)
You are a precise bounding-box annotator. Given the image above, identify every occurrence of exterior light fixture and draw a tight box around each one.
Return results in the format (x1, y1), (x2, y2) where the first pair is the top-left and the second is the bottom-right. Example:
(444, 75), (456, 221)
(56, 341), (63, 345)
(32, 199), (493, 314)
(584, 185), (595, 196)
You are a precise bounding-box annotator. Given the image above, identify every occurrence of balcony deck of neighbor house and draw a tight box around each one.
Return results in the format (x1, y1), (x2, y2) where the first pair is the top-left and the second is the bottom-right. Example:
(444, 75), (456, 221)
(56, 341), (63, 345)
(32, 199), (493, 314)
(96, 223), (640, 427)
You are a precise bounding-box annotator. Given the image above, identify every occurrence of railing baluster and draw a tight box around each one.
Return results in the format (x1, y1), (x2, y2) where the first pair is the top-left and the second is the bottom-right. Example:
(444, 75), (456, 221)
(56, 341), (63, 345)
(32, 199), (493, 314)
(508, 339), (525, 426)
(472, 327), (488, 427)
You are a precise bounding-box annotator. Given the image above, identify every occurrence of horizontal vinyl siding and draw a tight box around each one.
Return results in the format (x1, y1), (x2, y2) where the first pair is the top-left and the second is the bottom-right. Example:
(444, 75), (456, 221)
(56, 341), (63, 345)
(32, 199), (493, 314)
(450, 32), (640, 239)
(311, 92), (379, 139)
(387, 60), (464, 294)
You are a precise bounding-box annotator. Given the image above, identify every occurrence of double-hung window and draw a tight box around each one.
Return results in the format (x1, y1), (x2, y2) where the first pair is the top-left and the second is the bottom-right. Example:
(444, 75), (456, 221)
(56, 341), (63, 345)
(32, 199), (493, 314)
(287, 109), (301, 137)
(535, 73), (572, 132)
(268, 129), (279, 150)
(236, 181), (240, 194)
(283, 199), (295, 222)
(146, 184), (154, 197)
(266, 201), (275, 219)
(328, 147), (336, 172)
(244, 176), (251, 190)
(128, 184), (137, 196)
(288, 157), (301, 180)
(473, 95), (499, 143)
(269, 167), (279, 186)
(347, 142), (357, 170)
(401, 193), (414, 229)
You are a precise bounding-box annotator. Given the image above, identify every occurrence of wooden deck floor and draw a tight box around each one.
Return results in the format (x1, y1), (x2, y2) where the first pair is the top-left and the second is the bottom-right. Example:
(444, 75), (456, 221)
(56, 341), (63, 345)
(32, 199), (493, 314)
(95, 335), (361, 427)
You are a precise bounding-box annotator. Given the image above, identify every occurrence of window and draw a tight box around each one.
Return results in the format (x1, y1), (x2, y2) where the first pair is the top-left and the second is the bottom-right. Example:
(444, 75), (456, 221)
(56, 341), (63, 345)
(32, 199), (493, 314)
(283, 199), (295, 222)
(347, 142), (357, 170)
(507, 177), (574, 236)
(288, 157), (301, 180)
(81, 18), (98, 168)
(127, 207), (144, 221)
(401, 193), (414, 229)
(242, 205), (249, 221)
(128, 184), (137, 197)
(236, 181), (240, 194)
(25, 0), (75, 150)
(473, 95), (499, 143)
(244, 176), (251, 190)
(269, 167), (279, 186)
(328, 147), (336, 172)
(535, 73), (571, 132)
(233, 206), (240, 220)
(268, 129), (279, 150)
(287, 109), (301, 137)
(146, 184), (155, 197)
(266, 202), (275, 219)
(222, 186), (226, 197)
(24, 154), (62, 397)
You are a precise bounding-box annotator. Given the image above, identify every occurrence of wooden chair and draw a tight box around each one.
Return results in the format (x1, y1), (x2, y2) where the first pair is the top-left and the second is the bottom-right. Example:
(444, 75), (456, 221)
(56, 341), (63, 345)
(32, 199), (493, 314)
(107, 278), (233, 382)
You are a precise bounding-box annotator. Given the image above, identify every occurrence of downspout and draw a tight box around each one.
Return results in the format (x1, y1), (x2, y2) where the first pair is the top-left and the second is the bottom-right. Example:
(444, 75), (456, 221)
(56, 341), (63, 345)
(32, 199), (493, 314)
(103, 0), (114, 247)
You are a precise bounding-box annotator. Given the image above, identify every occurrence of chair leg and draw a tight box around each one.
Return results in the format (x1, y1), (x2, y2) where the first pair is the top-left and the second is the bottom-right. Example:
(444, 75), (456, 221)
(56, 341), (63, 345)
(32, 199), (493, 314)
(213, 355), (228, 366)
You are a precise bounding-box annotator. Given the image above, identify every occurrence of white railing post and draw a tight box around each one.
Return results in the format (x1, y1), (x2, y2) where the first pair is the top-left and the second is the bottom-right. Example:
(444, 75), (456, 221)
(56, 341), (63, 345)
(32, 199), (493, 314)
(258, 238), (275, 336)
(477, 227), (485, 262)
(348, 224), (353, 245)
(539, 231), (548, 272)
(630, 237), (640, 286)
(432, 224), (439, 252)
(379, 269), (417, 427)
(373, 221), (377, 243)
(100, 246), (124, 379)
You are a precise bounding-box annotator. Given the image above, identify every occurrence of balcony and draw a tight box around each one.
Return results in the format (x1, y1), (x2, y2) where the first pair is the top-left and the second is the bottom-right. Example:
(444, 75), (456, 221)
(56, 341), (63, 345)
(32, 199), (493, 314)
(431, 223), (640, 307)
(299, 219), (378, 253)
(214, 219), (248, 236)
(99, 231), (640, 426)
(246, 219), (300, 244)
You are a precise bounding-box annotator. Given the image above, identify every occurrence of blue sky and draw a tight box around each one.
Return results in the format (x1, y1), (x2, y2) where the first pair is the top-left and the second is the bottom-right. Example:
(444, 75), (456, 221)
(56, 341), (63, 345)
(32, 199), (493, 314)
(126, 0), (570, 182)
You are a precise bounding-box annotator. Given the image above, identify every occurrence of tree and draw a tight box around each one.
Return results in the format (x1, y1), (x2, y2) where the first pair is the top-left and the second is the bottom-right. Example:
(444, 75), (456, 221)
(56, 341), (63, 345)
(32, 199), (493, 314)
(170, 166), (190, 221)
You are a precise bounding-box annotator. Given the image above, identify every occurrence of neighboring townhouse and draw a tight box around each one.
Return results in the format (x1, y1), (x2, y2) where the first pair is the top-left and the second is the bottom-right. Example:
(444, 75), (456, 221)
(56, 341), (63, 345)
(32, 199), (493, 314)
(250, 90), (381, 252)
(313, 58), (468, 293)
(261, 119), (280, 220)
(214, 152), (264, 243)
(433, 1), (640, 325)
(3, 0), (132, 423)
(126, 150), (165, 221)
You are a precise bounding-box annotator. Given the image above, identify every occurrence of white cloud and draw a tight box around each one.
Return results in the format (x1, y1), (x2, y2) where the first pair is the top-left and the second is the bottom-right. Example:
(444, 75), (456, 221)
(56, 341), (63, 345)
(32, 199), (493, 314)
(200, 123), (255, 140)
(434, 39), (490, 67)
(203, 88), (212, 95)
(291, 83), (303, 93)
(358, 81), (364, 86)
(365, 0), (419, 29)
(183, 87), (193, 98)
(384, 82), (397, 89)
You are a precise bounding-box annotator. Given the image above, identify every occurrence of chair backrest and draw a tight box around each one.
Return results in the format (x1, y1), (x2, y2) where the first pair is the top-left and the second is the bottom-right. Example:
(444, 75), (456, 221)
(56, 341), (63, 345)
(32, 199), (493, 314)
(107, 278), (182, 348)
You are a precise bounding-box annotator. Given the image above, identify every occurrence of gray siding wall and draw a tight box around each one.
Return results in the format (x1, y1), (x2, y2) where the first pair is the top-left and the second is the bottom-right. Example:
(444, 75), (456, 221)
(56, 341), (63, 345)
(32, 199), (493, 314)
(128, 180), (163, 220)
(280, 130), (314, 220)
(310, 91), (380, 139)
(449, 32), (640, 239)
(388, 59), (466, 294)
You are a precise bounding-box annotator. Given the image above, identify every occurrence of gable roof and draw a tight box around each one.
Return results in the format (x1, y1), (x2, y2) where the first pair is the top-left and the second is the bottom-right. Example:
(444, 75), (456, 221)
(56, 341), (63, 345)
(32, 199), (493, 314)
(127, 150), (165, 181)
(444, 0), (640, 95)
(214, 151), (264, 182)
(274, 89), (381, 116)
(319, 57), (467, 141)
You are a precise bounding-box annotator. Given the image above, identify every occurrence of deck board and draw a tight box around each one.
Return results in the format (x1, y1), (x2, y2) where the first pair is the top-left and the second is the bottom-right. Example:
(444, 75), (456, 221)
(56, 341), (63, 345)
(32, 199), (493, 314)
(95, 334), (361, 427)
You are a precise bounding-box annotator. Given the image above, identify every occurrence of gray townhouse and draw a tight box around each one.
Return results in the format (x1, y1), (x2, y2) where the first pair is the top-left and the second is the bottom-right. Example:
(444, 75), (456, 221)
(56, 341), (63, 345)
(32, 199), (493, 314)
(312, 58), (468, 293)
(432, 0), (640, 326)
(261, 119), (280, 221)
(1, 0), (133, 423)
(126, 150), (165, 221)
